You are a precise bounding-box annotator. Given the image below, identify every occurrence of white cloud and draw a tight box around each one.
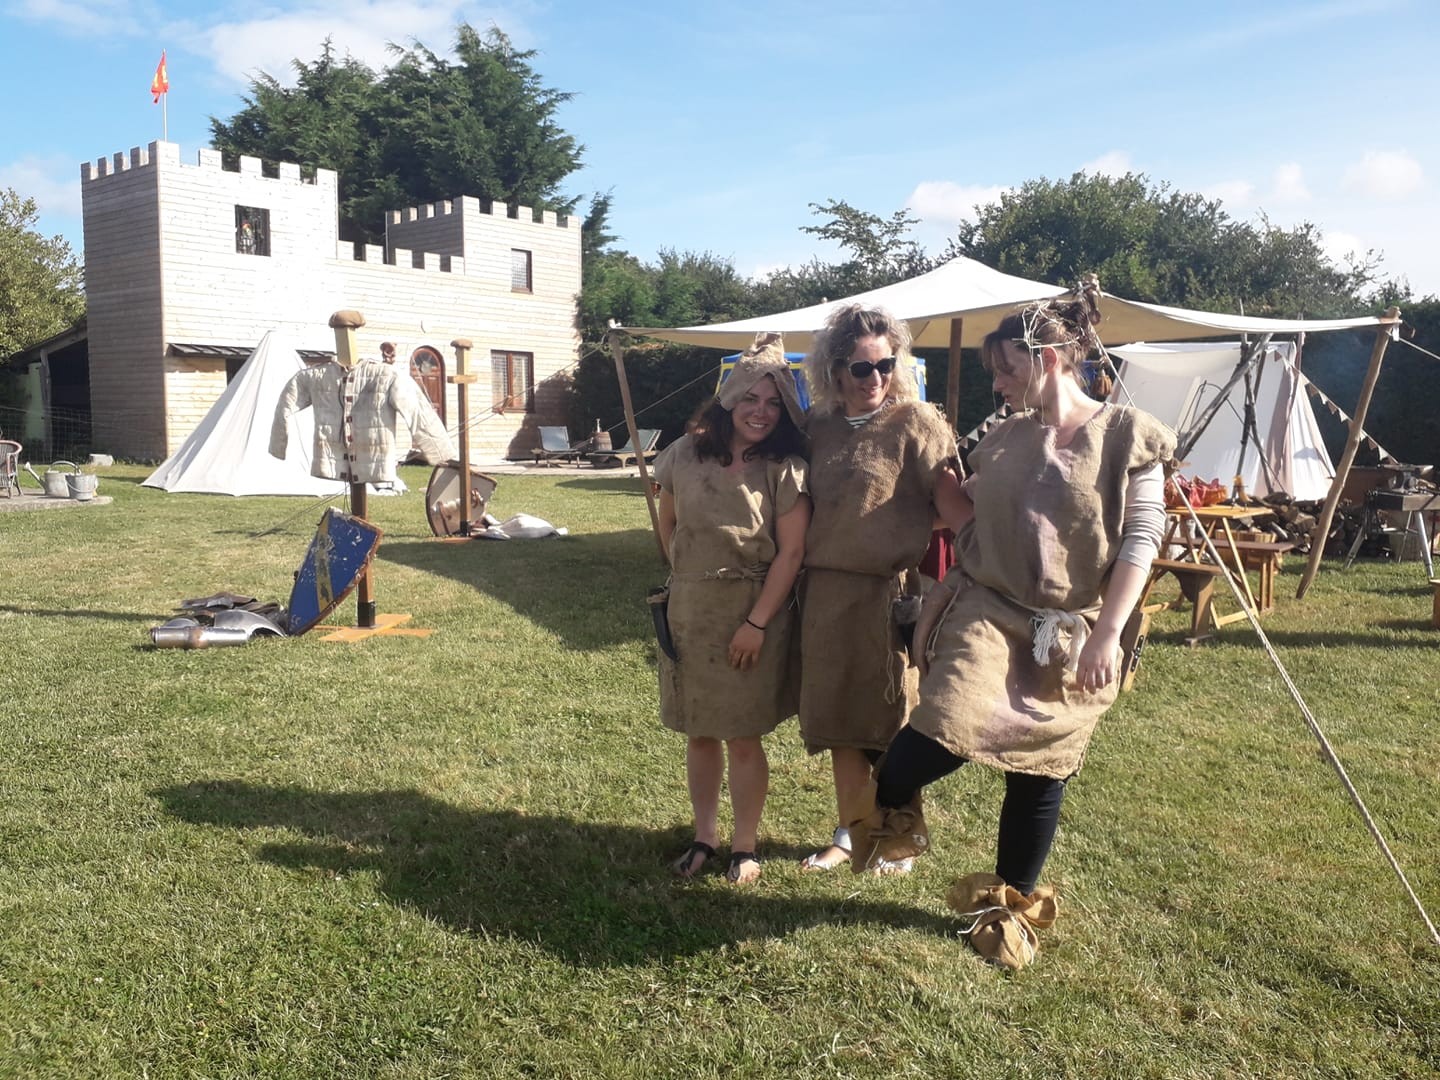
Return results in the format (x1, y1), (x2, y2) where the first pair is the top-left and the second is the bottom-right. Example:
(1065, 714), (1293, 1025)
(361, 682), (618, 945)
(1342, 150), (1424, 200)
(905, 180), (1007, 226)
(0, 155), (82, 220)
(8, 0), (145, 36)
(1269, 162), (1310, 203)
(170, 3), (536, 87)
(1320, 228), (1367, 266)
(1202, 179), (1256, 206)
(1079, 151), (1132, 178)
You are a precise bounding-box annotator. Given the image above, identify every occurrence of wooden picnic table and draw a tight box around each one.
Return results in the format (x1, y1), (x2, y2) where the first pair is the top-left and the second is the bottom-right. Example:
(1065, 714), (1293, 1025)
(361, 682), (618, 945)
(1138, 504), (1292, 645)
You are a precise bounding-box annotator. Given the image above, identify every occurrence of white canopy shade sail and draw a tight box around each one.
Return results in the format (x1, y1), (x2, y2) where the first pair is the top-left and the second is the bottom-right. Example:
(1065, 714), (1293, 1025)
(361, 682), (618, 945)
(619, 254), (1382, 350)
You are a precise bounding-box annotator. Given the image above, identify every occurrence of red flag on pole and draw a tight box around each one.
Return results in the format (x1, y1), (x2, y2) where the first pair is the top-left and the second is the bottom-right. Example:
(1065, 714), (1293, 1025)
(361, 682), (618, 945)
(151, 51), (169, 103)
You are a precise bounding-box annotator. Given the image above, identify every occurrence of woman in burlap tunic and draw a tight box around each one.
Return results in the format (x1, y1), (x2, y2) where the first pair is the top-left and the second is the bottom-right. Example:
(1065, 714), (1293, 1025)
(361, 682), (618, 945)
(797, 305), (972, 873)
(655, 336), (810, 885)
(851, 286), (1175, 966)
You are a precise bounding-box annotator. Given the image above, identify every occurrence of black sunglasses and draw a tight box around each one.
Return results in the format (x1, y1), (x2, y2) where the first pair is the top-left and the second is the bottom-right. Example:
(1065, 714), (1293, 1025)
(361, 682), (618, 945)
(846, 356), (897, 379)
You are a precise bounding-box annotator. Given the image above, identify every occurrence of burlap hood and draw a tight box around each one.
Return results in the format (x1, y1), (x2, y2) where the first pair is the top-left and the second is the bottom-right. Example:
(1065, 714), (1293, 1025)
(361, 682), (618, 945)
(717, 332), (805, 430)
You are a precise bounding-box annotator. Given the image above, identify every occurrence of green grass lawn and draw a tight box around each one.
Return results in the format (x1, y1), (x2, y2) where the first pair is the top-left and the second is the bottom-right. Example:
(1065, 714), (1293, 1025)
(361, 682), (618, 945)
(2, 464), (1437, 1078)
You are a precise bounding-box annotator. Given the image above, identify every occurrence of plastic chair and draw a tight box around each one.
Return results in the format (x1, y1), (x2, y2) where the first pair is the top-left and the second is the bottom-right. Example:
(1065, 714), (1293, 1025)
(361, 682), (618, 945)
(0, 440), (21, 498)
(531, 426), (584, 466)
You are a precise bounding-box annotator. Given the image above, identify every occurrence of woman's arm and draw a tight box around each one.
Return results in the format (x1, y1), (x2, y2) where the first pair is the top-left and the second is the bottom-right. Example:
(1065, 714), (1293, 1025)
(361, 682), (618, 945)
(657, 488), (677, 566)
(728, 495), (812, 671)
(1074, 465), (1166, 691)
(932, 466), (975, 535)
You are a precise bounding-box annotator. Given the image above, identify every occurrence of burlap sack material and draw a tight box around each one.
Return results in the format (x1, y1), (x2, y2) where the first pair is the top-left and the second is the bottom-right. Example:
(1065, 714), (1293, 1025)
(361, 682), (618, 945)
(945, 872), (1058, 970)
(716, 332), (806, 431)
(848, 791), (929, 874)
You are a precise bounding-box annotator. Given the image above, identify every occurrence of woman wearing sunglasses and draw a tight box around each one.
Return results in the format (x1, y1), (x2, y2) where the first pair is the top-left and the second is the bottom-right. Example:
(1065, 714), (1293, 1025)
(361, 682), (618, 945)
(797, 304), (971, 873)
(849, 283), (1174, 967)
(654, 334), (811, 885)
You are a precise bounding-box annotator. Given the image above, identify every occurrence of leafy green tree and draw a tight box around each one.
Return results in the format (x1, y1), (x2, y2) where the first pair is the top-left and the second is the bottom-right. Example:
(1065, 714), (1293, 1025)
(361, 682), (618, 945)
(798, 199), (933, 295)
(211, 25), (583, 244)
(948, 172), (1375, 318)
(0, 188), (84, 360)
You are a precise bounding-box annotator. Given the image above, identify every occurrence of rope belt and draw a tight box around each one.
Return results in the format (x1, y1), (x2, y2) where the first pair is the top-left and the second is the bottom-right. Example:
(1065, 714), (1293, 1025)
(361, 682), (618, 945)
(669, 563), (770, 583)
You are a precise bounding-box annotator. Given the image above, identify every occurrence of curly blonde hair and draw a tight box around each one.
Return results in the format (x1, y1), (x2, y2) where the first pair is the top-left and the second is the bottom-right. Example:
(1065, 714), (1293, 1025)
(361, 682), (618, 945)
(804, 304), (920, 413)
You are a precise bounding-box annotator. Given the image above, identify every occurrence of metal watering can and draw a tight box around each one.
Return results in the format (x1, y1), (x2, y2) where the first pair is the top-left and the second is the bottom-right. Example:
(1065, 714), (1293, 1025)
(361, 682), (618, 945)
(41, 460), (77, 498)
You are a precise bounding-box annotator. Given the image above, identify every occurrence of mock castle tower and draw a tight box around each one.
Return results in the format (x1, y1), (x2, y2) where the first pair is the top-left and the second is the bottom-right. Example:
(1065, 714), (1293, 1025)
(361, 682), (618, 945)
(81, 141), (580, 461)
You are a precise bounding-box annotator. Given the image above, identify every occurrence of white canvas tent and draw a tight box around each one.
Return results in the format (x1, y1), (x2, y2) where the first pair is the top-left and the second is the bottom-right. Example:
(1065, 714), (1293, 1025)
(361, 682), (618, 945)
(143, 330), (344, 497)
(1108, 341), (1334, 501)
(621, 254), (1382, 351)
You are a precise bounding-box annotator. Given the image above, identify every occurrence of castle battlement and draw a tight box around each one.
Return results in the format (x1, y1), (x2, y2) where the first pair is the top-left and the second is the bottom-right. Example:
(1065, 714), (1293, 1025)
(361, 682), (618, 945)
(387, 196), (572, 230)
(81, 141), (337, 189)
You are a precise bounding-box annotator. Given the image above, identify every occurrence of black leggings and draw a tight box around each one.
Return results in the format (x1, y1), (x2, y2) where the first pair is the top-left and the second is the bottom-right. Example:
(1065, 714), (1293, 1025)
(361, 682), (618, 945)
(875, 726), (1066, 895)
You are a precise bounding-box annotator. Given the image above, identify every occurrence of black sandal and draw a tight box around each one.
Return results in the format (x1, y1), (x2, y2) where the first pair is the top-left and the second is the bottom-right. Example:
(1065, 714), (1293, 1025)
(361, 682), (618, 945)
(671, 840), (717, 878)
(726, 850), (761, 884)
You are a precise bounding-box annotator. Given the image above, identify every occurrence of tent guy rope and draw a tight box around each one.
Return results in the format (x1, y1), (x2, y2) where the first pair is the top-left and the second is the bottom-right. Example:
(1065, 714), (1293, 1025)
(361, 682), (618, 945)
(1168, 483), (1440, 948)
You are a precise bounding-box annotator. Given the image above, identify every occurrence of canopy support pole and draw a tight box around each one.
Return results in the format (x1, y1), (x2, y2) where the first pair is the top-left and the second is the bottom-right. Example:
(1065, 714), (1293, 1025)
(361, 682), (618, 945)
(605, 327), (665, 561)
(945, 317), (964, 429)
(1297, 307), (1402, 599)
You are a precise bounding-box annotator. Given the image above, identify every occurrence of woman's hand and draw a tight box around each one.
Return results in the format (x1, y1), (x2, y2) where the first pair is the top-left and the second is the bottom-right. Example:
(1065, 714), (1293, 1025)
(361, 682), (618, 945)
(728, 622), (765, 671)
(1074, 626), (1122, 692)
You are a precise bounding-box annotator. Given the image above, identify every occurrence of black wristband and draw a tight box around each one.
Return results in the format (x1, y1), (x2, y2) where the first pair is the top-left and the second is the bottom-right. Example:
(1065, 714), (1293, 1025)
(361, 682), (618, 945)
(745, 617), (766, 631)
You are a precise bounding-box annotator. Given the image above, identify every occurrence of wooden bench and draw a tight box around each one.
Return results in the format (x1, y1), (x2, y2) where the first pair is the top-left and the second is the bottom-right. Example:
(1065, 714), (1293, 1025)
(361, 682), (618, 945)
(1140, 558), (1227, 645)
(1171, 538), (1297, 614)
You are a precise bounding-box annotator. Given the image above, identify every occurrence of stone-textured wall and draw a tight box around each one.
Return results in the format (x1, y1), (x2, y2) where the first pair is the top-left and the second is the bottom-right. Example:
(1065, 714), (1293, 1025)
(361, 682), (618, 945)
(82, 141), (581, 461)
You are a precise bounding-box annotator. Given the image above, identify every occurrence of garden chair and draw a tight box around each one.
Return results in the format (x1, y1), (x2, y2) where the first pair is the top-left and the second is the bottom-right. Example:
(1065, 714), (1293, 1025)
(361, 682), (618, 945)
(0, 440), (21, 498)
(531, 426), (585, 466)
(588, 429), (661, 468)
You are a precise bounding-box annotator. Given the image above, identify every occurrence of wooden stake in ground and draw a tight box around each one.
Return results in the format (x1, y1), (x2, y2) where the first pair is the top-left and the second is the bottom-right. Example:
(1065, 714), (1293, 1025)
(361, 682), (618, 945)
(1296, 307), (1402, 600)
(449, 338), (477, 536)
(945, 316), (964, 431)
(329, 309), (376, 628)
(605, 326), (664, 561)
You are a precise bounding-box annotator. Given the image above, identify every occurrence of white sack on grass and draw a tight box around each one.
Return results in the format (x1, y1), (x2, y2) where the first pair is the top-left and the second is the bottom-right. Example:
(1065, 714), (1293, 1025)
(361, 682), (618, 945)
(477, 513), (568, 541)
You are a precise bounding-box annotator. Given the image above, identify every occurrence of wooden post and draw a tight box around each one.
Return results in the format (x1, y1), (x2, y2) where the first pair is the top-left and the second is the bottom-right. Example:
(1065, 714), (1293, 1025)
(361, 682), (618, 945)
(945, 317), (964, 430)
(449, 338), (476, 536)
(1296, 307), (1402, 600)
(329, 309), (375, 628)
(604, 326), (665, 561)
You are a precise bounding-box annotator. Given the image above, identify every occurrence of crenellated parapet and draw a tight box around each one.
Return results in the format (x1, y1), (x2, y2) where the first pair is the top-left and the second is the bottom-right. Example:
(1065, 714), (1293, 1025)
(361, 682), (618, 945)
(81, 141), (337, 189)
(386, 196), (572, 230)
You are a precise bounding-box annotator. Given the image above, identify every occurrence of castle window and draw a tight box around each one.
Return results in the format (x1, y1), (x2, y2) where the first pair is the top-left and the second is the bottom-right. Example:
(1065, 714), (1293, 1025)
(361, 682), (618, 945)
(510, 248), (533, 292)
(491, 350), (534, 413)
(235, 206), (270, 256)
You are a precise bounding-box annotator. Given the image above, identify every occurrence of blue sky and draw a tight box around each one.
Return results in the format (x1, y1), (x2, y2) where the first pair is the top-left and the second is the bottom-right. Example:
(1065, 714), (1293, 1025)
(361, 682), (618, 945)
(5, 0), (1439, 301)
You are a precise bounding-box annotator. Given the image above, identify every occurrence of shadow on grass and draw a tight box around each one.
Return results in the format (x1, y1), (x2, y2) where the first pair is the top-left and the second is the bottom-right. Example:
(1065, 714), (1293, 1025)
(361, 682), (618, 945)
(377, 528), (660, 650)
(0, 603), (159, 623)
(554, 476), (651, 496)
(153, 780), (954, 967)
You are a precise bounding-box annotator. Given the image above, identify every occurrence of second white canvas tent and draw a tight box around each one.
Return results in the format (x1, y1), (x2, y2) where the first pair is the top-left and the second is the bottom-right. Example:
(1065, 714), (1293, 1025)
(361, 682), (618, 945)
(1108, 341), (1334, 501)
(142, 329), (344, 497)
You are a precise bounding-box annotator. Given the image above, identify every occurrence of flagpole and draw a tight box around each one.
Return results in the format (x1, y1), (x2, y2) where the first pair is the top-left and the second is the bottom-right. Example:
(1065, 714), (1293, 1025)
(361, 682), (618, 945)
(163, 92), (168, 142)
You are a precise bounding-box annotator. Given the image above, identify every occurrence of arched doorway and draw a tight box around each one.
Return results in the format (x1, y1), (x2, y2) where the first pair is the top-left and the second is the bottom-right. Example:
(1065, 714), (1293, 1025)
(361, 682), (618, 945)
(409, 347), (446, 423)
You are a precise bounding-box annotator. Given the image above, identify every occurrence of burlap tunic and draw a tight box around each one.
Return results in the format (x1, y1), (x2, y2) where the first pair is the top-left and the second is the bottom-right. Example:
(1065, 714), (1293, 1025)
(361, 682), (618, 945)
(799, 401), (957, 753)
(653, 435), (809, 739)
(908, 404), (1175, 778)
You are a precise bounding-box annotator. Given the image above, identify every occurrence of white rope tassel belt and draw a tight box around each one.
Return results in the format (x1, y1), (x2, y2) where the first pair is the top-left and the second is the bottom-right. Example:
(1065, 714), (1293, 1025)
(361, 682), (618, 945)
(1030, 609), (1090, 672)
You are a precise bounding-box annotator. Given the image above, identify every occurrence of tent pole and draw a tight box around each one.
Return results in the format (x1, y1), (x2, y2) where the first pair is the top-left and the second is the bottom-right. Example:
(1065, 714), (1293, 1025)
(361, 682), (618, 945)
(1296, 307), (1402, 600)
(1174, 334), (1271, 462)
(449, 338), (476, 536)
(945, 317), (964, 429)
(605, 327), (665, 561)
(329, 309), (376, 628)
